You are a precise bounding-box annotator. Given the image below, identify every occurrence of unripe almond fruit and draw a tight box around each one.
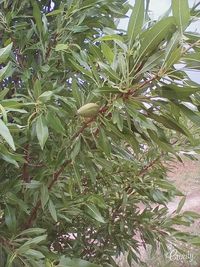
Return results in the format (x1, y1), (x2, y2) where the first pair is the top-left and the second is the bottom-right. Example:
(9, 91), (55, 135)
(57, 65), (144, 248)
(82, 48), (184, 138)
(77, 103), (100, 118)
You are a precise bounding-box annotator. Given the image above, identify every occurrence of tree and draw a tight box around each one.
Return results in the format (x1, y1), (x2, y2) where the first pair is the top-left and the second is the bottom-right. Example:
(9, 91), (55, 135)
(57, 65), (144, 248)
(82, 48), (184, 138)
(0, 0), (200, 266)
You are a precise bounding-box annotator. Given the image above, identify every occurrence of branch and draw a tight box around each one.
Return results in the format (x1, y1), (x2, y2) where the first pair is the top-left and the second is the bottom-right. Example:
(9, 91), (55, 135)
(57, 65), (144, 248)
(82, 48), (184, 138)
(22, 144), (30, 182)
(126, 154), (162, 195)
(23, 118), (96, 229)
(123, 74), (159, 98)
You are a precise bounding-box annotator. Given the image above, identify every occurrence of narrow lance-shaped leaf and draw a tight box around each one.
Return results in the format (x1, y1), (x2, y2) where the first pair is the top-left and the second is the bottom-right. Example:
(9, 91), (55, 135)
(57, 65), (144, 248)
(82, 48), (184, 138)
(163, 47), (182, 69)
(46, 111), (65, 134)
(31, 0), (43, 34)
(138, 17), (175, 61)
(40, 184), (49, 210)
(135, 51), (164, 77)
(172, 0), (190, 34)
(162, 31), (181, 69)
(0, 43), (13, 64)
(36, 115), (49, 150)
(0, 62), (12, 82)
(0, 119), (15, 150)
(127, 0), (144, 48)
(48, 200), (57, 222)
(86, 203), (106, 223)
(5, 205), (17, 232)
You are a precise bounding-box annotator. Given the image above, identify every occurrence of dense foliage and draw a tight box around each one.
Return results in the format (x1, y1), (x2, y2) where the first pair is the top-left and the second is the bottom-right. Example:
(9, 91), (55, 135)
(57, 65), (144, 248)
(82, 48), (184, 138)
(0, 0), (200, 266)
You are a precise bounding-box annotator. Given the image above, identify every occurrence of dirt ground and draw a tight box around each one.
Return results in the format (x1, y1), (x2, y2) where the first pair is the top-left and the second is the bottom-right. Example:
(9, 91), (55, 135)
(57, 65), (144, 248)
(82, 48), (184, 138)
(167, 157), (200, 214)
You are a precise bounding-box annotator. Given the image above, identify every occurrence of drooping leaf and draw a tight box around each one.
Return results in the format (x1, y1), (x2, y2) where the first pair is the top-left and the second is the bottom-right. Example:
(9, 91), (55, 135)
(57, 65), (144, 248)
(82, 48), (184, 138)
(0, 119), (15, 150)
(157, 85), (200, 100)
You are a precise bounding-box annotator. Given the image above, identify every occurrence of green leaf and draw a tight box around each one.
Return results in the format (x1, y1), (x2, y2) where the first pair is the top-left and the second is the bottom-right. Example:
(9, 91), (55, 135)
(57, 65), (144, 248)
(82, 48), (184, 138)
(0, 42), (13, 64)
(31, 0), (43, 34)
(0, 119), (15, 150)
(127, 0), (144, 47)
(190, 237), (200, 245)
(71, 137), (81, 160)
(175, 103), (200, 125)
(0, 61), (12, 81)
(38, 91), (53, 103)
(157, 85), (200, 100)
(40, 184), (49, 210)
(73, 163), (82, 192)
(18, 235), (47, 252)
(172, 0), (190, 34)
(148, 112), (190, 137)
(72, 79), (83, 106)
(86, 203), (106, 223)
(5, 205), (17, 232)
(98, 62), (120, 81)
(139, 17), (175, 59)
(98, 128), (111, 156)
(182, 211), (200, 219)
(176, 196), (186, 213)
(163, 47), (181, 69)
(135, 51), (164, 77)
(55, 43), (69, 51)
(46, 111), (65, 134)
(162, 31), (181, 68)
(23, 249), (45, 259)
(0, 88), (9, 100)
(95, 34), (124, 42)
(33, 79), (41, 99)
(58, 257), (101, 267)
(101, 43), (114, 64)
(17, 228), (46, 237)
(0, 151), (18, 167)
(69, 58), (93, 80)
(48, 200), (57, 222)
(36, 115), (49, 149)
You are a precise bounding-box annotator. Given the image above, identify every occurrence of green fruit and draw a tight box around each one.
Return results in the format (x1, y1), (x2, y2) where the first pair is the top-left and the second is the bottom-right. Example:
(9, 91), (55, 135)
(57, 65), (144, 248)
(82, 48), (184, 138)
(77, 103), (100, 118)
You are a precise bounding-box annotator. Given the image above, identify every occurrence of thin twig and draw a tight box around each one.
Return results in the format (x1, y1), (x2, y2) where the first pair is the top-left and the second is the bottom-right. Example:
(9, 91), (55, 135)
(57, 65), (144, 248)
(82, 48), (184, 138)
(22, 144), (30, 182)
